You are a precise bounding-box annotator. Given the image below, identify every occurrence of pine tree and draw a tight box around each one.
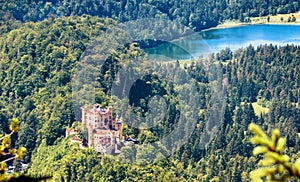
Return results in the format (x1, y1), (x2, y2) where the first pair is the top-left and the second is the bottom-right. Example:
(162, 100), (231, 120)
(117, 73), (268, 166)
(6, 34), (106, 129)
(249, 123), (300, 181)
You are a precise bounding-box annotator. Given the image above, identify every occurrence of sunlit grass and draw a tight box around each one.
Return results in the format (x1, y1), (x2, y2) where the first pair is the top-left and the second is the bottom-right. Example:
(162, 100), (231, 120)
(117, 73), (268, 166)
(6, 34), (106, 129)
(251, 11), (300, 24)
(251, 102), (270, 116)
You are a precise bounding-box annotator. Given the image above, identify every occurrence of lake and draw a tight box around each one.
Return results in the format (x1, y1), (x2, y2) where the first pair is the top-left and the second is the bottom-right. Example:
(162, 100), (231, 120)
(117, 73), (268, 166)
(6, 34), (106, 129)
(144, 24), (300, 60)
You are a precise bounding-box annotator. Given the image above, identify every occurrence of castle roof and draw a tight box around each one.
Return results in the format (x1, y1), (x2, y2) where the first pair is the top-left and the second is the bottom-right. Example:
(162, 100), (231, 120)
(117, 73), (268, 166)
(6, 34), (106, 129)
(82, 104), (112, 115)
(71, 135), (83, 142)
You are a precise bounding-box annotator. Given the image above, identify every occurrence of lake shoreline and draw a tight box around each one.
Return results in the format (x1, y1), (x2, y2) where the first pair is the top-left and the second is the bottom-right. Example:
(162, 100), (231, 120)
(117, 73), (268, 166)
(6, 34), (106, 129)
(203, 20), (300, 32)
(202, 21), (250, 31)
(145, 18), (300, 61)
(143, 18), (300, 49)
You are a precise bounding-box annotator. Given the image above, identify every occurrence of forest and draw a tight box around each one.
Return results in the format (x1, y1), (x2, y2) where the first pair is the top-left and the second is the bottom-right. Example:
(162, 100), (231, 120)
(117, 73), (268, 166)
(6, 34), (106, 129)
(0, 0), (299, 182)
(1, 0), (300, 33)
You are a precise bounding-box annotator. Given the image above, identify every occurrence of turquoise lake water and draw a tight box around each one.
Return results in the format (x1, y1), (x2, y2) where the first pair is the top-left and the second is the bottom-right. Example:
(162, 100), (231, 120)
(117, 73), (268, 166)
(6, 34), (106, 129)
(144, 24), (300, 60)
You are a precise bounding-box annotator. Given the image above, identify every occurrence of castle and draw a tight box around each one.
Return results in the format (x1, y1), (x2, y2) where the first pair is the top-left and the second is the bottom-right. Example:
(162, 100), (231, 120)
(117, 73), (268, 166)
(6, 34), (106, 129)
(66, 104), (138, 154)
(81, 104), (123, 154)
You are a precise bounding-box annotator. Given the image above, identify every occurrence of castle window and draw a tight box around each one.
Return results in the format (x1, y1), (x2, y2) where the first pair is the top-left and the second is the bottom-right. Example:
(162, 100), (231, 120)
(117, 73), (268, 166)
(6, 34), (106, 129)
(104, 118), (108, 125)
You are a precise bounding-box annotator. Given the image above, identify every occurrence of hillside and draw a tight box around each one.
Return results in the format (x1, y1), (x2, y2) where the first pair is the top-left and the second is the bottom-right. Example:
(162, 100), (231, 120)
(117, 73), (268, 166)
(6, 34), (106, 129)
(1, 0), (300, 33)
(0, 15), (114, 162)
(0, 15), (299, 180)
(0, 1), (300, 181)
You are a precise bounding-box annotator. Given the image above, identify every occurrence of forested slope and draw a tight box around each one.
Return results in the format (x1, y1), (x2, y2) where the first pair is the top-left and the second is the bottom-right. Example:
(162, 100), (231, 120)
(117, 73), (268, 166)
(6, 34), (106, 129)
(0, 15), (114, 162)
(0, 15), (299, 181)
(1, 0), (300, 32)
(0, 0), (300, 181)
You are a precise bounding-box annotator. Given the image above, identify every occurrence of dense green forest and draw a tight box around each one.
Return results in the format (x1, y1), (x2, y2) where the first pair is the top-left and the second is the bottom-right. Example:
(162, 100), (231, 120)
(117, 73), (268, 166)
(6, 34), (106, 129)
(0, 15), (299, 180)
(0, 0), (299, 181)
(1, 0), (300, 33)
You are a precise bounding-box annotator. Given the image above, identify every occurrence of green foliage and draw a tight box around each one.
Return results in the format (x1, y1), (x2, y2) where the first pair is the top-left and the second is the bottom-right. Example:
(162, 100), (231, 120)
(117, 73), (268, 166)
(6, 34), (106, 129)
(0, 0), (300, 33)
(0, 15), (114, 159)
(9, 118), (19, 133)
(0, 118), (27, 181)
(249, 123), (300, 181)
(29, 138), (187, 181)
(0, 3), (299, 180)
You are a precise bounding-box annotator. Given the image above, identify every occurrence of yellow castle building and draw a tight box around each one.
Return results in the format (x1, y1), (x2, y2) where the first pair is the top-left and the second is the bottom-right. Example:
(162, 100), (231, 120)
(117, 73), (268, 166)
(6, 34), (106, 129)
(81, 104), (123, 154)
